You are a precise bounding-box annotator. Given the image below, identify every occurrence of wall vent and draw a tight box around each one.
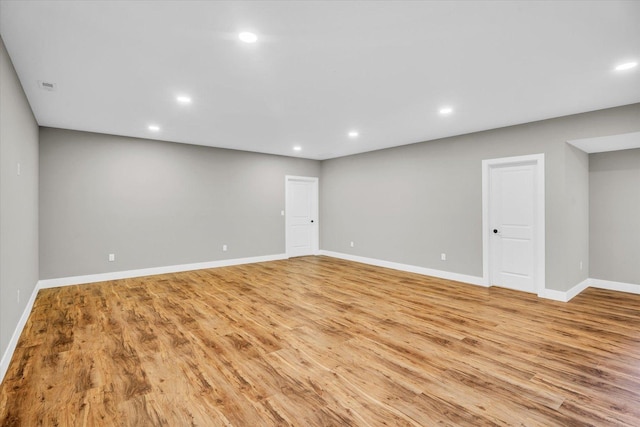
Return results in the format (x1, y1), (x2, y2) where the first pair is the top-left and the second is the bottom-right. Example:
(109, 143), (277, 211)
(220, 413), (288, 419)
(38, 80), (57, 91)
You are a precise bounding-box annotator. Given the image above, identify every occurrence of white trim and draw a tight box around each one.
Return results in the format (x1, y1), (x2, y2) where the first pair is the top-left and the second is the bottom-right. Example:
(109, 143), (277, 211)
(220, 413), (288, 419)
(285, 175), (320, 257)
(537, 278), (640, 302)
(0, 282), (40, 383)
(538, 278), (590, 302)
(481, 160), (490, 286)
(566, 278), (591, 301)
(38, 253), (287, 289)
(590, 278), (640, 294)
(320, 250), (487, 286)
(482, 153), (546, 294)
(320, 253), (620, 303)
(537, 288), (569, 302)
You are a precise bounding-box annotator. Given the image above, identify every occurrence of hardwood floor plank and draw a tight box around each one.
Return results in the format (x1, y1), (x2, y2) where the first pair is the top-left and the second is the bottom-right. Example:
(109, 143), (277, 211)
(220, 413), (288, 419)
(2, 256), (640, 426)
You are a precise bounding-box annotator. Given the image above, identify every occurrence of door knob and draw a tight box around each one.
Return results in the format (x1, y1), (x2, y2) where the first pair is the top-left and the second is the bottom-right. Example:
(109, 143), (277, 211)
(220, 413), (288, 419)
(493, 229), (499, 234)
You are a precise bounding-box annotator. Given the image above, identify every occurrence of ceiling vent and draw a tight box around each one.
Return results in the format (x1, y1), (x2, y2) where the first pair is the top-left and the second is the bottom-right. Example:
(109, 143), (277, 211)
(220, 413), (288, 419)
(38, 80), (57, 91)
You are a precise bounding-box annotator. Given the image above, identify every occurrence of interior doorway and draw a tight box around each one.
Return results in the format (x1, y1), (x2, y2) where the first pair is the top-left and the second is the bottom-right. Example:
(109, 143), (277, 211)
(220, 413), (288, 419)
(285, 176), (319, 257)
(482, 154), (545, 294)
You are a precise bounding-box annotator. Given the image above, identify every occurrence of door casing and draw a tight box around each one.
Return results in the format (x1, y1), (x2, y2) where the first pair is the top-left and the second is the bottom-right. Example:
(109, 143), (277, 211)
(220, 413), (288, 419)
(482, 154), (545, 294)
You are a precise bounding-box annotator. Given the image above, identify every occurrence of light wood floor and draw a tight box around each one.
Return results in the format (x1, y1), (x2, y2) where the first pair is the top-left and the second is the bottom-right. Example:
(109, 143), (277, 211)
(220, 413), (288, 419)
(1, 256), (640, 426)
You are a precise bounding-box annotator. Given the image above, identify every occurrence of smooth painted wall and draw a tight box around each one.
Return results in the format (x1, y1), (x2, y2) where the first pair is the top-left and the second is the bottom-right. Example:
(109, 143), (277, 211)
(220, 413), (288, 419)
(564, 143), (590, 288)
(0, 37), (39, 358)
(321, 104), (640, 292)
(39, 128), (320, 279)
(589, 148), (640, 285)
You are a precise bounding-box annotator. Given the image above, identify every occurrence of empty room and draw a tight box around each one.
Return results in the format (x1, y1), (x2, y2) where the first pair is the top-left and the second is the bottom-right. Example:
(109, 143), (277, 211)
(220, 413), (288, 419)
(1, 1), (640, 425)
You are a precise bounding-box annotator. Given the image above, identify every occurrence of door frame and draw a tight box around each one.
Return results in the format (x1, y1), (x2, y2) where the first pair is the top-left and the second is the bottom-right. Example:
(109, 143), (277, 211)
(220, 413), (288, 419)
(285, 175), (319, 257)
(481, 154), (545, 294)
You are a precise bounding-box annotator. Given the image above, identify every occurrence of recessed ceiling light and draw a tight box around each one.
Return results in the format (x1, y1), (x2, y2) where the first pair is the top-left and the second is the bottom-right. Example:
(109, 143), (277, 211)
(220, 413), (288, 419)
(148, 124), (160, 132)
(615, 61), (637, 71)
(348, 131), (359, 138)
(238, 32), (258, 43)
(176, 95), (192, 104)
(293, 146), (302, 151)
(439, 107), (454, 115)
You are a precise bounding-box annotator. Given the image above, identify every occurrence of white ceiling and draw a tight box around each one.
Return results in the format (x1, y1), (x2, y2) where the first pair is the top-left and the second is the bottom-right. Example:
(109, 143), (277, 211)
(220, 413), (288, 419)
(1, 1), (639, 160)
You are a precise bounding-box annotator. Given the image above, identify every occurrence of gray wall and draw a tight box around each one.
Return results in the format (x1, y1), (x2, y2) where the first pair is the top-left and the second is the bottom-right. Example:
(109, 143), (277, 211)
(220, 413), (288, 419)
(321, 104), (640, 292)
(0, 37), (39, 358)
(39, 128), (320, 279)
(589, 148), (640, 286)
(564, 143), (590, 288)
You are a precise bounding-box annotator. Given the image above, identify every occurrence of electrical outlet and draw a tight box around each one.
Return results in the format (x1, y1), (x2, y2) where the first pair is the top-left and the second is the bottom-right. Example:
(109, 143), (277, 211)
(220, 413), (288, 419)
(108, 253), (115, 262)
(350, 241), (354, 248)
(580, 261), (583, 270)
(223, 244), (228, 252)
(441, 253), (447, 261)
(17, 290), (20, 303)
(17, 163), (21, 176)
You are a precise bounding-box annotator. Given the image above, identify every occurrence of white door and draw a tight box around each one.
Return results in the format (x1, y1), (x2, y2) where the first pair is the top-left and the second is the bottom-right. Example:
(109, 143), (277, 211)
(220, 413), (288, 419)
(285, 176), (318, 257)
(489, 163), (537, 293)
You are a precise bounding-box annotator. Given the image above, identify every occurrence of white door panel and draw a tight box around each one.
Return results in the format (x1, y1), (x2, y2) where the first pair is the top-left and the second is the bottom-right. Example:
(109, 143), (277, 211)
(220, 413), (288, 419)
(499, 169), (534, 224)
(291, 183), (312, 217)
(490, 163), (536, 293)
(290, 225), (311, 248)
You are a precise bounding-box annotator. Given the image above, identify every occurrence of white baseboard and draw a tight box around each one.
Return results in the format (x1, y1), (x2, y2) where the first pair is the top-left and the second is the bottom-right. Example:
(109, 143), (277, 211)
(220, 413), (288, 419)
(538, 278), (590, 302)
(0, 282), (40, 384)
(320, 252), (612, 304)
(590, 278), (640, 294)
(567, 278), (592, 301)
(319, 250), (487, 287)
(532, 277), (640, 302)
(537, 288), (569, 302)
(38, 253), (288, 289)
